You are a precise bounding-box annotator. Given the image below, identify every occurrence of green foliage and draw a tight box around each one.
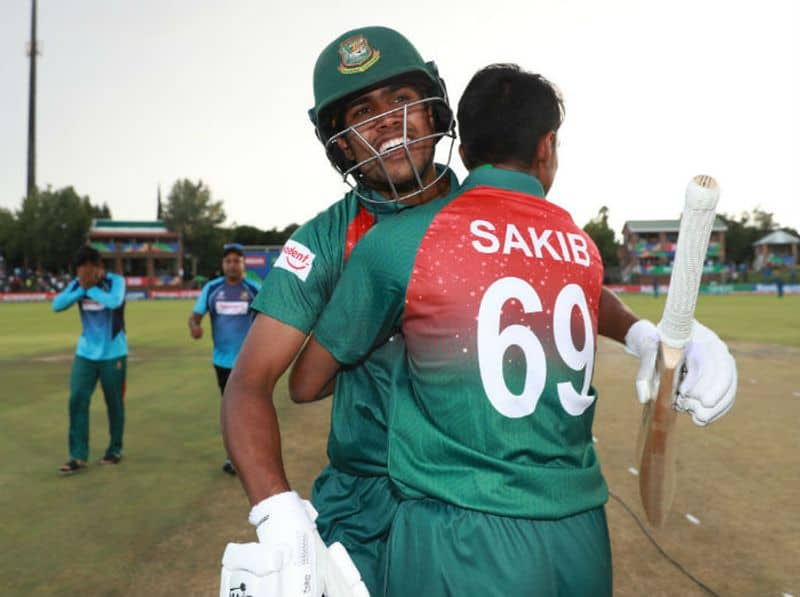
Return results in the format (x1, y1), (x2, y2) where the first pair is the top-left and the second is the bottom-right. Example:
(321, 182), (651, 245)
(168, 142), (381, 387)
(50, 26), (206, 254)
(225, 223), (299, 247)
(6, 186), (111, 271)
(226, 225), (265, 246)
(160, 179), (299, 278)
(583, 206), (620, 267)
(720, 215), (760, 264)
(720, 208), (791, 265)
(267, 223), (299, 245)
(751, 207), (778, 232)
(0, 207), (18, 262)
(162, 179), (226, 276)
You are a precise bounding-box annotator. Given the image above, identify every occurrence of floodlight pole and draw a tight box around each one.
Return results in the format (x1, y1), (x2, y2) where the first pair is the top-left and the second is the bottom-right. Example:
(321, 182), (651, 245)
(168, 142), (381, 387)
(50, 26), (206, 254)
(26, 0), (39, 199)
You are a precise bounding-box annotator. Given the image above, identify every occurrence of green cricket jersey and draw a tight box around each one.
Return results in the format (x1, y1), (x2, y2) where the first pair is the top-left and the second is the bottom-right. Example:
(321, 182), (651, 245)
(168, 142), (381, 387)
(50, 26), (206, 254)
(314, 166), (608, 519)
(251, 166), (459, 476)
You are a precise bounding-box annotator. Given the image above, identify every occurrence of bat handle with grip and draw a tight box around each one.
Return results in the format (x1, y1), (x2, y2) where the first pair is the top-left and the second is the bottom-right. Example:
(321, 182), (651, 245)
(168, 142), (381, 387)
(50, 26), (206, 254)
(657, 175), (720, 349)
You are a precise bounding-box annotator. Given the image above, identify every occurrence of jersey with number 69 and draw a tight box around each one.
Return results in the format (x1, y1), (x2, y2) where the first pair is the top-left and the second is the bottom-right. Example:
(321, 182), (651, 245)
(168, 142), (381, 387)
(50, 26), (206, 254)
(313, 166), (607, 519)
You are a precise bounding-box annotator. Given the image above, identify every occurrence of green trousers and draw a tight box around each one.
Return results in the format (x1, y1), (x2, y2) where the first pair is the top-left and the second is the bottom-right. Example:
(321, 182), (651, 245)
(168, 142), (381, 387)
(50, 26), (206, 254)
(68, 355), (126, 461)
(385, 499), (612, 597)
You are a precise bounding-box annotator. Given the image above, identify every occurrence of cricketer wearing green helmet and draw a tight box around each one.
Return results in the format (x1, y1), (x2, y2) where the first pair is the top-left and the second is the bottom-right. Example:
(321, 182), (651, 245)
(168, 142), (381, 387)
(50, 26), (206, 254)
(310, 26), (456, 204)
(219, 26), (460, 597)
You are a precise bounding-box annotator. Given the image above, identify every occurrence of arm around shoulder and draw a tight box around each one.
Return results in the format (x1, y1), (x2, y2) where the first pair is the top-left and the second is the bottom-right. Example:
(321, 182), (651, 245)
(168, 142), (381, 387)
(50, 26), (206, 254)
(289, 336), (341, 403)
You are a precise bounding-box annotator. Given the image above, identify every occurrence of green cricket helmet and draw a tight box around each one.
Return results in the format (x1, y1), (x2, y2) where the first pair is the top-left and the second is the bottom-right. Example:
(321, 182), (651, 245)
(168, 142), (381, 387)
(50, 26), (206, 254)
(308, 26), (456, 202)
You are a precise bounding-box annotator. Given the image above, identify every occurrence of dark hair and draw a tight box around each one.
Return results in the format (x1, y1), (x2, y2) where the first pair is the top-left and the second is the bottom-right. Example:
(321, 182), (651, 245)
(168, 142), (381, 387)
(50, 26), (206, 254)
(74, 245), (102, 268)
(457, 64), (564, 169)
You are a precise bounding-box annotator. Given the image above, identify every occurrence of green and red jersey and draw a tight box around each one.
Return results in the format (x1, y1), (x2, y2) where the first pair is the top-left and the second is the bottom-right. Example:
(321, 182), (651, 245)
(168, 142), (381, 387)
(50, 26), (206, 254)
(313, 166), (608, 518)
(250, 166), (459, 476)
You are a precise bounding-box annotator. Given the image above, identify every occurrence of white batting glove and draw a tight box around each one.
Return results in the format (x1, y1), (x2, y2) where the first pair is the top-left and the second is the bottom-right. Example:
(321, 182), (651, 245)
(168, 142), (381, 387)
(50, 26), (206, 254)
(249, 491), (321, 597)
(219, 538), (370, 597)
(220, 542), (282, 597)
(625, 319), (737, 426)
(220, 495), (370, 597)
(675, 321), (737, 426)
(624, 319), (661, 405)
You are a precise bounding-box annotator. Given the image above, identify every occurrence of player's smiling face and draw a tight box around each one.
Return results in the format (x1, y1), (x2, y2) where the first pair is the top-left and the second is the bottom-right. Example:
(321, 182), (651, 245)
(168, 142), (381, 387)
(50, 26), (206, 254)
(336, 82), (437, 196)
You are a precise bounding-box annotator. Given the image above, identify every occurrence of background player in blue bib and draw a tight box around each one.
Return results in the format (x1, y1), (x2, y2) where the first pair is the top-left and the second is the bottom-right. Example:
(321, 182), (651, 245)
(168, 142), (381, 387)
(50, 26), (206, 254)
(189, 243), (260, 474)
(53, 245), (127, 475)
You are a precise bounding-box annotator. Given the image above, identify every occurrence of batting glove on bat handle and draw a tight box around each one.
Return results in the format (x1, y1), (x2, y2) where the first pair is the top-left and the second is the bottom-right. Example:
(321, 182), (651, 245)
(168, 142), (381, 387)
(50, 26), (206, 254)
(249, 491), (322, 597)
(675, 320), (737, 426)
(624, 319), (660, 404)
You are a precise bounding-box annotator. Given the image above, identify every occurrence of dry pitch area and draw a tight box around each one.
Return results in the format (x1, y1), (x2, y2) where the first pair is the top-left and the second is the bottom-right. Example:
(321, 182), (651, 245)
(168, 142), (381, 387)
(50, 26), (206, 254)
(129, 339), (800, 597)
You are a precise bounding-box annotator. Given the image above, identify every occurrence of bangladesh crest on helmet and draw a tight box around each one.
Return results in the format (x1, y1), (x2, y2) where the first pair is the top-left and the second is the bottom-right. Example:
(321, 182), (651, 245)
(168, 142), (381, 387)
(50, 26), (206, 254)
(338, 35), (381, 74)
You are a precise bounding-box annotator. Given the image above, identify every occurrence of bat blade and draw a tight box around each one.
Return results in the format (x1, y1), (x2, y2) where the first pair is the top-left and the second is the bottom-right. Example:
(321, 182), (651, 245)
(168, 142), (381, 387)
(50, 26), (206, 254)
(637, 174), (720, 526)
(638, 345), (681, 526)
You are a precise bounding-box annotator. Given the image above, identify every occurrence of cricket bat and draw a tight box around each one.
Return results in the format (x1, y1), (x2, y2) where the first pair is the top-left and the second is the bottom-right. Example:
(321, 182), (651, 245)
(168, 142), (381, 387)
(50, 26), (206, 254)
(637, 174), (720, 527)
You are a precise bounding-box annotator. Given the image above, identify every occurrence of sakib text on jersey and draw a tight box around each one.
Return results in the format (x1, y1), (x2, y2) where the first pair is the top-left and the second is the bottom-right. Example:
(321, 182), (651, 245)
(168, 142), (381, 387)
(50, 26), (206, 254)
(470, 219), (592, 266)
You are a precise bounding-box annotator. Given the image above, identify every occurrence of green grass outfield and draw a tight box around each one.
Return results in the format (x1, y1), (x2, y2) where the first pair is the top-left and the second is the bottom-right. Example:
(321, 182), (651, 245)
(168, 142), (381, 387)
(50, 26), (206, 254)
(0, 296), (798, 596)
(614, 292), (800, 347)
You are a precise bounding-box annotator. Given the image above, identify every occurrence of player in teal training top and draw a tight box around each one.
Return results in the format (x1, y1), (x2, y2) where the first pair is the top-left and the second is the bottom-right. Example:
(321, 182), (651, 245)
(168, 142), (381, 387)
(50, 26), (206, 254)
(291, 64), (738, 595)
(219, 26), (458, 596)
(53, 245), (127, 475)
(189, 243), (260, 475)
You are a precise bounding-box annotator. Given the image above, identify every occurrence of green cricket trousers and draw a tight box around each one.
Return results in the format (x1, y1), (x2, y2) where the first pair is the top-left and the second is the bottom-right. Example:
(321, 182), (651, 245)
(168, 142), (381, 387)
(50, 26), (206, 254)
(68, 355), (126, 461)
(384, 498), (612, 596)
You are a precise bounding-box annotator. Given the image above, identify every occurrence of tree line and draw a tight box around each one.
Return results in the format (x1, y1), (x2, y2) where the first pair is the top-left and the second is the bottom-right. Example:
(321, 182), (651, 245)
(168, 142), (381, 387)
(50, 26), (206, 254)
(159, 179), (298, 276)
(1, 180), (796, 279)
(0, 179), (298, 278)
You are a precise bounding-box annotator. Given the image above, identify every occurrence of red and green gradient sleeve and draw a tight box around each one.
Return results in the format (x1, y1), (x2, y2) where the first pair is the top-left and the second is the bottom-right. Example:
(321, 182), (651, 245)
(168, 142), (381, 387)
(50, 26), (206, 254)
(315, 167), (609, 519)
(251, 193), (374, 334)
(312, 195), (446, 365)
(252, 165), (457, 334)
(251, 166), (458, 476)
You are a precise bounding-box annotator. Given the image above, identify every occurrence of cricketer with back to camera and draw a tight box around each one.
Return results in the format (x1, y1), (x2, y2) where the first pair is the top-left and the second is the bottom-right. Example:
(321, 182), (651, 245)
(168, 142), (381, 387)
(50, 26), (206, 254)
(289, 63), (738, 596)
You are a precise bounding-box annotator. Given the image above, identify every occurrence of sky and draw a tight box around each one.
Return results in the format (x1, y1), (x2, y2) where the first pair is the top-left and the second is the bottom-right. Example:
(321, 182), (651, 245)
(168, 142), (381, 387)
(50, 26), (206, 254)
(1, 0), (798, 237)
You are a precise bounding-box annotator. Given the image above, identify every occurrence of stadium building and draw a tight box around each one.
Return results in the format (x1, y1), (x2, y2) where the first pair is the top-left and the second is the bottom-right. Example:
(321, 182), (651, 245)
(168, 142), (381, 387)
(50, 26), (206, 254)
(619, 217), (728, 284)
(752, 230), (799, 271)
(88, 220), (183, 291)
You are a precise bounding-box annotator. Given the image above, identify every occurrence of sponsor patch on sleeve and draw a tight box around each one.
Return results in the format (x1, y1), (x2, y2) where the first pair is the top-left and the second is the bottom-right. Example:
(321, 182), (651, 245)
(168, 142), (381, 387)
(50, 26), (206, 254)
(274, 240), (316, 282)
